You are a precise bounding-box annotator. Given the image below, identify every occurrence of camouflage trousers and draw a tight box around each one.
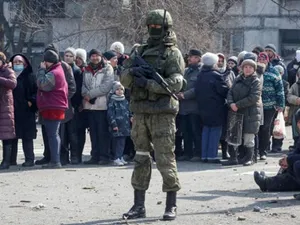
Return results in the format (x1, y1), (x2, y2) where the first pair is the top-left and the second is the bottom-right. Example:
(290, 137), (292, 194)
(131, 113), (181, 192)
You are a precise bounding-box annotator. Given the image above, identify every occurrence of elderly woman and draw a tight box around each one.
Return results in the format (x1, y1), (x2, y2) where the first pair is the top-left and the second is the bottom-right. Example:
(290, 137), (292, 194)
(224, 58), (262, 166)
(0, 52), (17, 170)
(195, 52), (229, 163)
(9, 54), (37, 167)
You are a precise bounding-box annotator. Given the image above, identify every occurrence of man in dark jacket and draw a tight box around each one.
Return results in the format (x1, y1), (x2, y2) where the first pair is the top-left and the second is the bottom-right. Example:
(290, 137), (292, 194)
(177, 49), (202, 162)
(35, 43), (76, 165)
(195, 52), (229, 163)
(265, 44), (287, 81)
(254, 108), (300, 192)
(287, 50), (300, 87)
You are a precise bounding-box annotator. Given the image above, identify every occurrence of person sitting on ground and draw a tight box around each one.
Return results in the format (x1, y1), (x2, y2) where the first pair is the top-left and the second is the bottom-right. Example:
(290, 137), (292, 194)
(254, 109), (300, 192)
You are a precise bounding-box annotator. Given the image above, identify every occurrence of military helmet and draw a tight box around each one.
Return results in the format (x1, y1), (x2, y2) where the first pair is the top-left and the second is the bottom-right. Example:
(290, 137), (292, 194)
(145, 9), (173, 27)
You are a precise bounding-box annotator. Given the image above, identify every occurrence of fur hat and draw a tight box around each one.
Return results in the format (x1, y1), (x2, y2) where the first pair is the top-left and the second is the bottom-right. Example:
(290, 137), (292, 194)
(103, 50), (117, 60)
(112, 81), (124, 93)
(110, 42), (125, 54)
(44, 50), (59, 64)
(228, 56), (238, 65)
(89, 49), (101, 58)
(64, 47), (76, 57)
(202, 52), (218, 67)
(241, 59), (257, 70)
(75, 48), (87, 63)
(274, 65), (284, 75)
(265, 44), (277, 53)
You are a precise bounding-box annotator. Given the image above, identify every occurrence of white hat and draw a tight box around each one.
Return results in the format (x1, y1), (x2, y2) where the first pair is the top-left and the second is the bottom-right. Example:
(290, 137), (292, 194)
(202, 52), (219, 67)
(64, 47), (76, 57)
(110, 42), (125, 54)
(75, 48), (87, 64)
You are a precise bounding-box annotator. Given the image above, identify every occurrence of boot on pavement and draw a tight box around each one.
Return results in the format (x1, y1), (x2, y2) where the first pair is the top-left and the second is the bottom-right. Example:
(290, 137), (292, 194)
(163, 191), (177, 221)
(222, 145), (238, 166)
(0, 143), (12, 170)
(123, 190), (146, 220)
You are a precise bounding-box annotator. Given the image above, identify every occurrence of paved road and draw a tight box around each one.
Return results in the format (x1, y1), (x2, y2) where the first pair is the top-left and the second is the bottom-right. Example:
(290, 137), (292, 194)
(0, 126), (299, 225)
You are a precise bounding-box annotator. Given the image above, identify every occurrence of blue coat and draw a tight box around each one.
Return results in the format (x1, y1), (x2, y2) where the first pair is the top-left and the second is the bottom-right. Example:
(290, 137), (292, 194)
(195, 66), (229, 127)
(107, 96), (131, 137)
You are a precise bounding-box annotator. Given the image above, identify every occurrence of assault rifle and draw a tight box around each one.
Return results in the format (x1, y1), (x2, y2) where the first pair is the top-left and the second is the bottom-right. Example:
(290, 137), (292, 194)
(132, 53), (178, 100)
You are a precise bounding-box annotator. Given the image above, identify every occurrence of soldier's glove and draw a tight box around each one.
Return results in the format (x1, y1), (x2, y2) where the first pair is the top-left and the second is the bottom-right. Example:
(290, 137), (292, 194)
(134, 76), (148, 88)
(130, 66), (152, 77)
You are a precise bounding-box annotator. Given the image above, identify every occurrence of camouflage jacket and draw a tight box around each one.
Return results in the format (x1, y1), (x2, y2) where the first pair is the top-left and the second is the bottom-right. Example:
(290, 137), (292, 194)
(120, 40), (185, 115)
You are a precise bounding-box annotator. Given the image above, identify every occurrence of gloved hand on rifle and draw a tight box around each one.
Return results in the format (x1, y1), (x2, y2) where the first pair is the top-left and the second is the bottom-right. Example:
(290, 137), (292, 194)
(134, 76), (148, 88)
(130, 65), (152, 77)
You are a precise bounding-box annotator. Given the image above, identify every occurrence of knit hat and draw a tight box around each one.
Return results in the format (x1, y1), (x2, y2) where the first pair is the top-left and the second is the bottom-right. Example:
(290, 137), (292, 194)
(75, 48), (87, 63)
(274, 65), (284, 75)
(202, 52), (218, 67)
(227, 56), (238, 65)
(244, 52), (257, 62)
(237, 51), (247, 66)
(44, 50), (59, 64)
(188, 49), (202, 57)
(241, 59), (257, 70)
(45, 43), (59, 54)
(112, 81), (124, 93)
(110, 42), (125, 54)
(252, 46), (264, 55)
(296, 50), (300, 62)
(89, 49), (101, 58)
(0, 52), (6, 64)
(265, 44), (277, 53)
(258, 52), (269, 63)
(64, 47), (76, 57)
(103, 50), (117, 60)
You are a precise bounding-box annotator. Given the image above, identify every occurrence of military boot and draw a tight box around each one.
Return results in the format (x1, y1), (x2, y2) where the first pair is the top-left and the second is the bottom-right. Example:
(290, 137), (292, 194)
(0, 144), (12, 170)
(163, 191), (177, 221)
(222, 145), (238, 166)
(123, 190), (146, 220)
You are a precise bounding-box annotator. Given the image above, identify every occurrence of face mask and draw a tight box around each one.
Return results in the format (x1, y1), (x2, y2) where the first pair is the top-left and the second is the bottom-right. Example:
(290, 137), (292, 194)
(148, 27), (163, 39)
(13, 64), (24, 72)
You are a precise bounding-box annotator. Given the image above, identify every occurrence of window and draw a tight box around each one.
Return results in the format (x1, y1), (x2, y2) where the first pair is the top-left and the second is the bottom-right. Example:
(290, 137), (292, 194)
(280, 29), (300, 60)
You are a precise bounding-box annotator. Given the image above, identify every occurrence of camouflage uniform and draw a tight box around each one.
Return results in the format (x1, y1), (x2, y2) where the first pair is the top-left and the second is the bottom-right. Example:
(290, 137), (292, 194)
(121, 10), (185, 193)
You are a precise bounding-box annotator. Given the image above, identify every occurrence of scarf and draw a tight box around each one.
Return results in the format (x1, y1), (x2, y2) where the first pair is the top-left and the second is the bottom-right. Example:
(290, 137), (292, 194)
(111, 94), (125, 101)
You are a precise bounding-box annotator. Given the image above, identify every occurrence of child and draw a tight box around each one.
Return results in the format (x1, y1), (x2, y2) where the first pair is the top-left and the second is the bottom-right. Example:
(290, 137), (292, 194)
(107, 82), (131, 166)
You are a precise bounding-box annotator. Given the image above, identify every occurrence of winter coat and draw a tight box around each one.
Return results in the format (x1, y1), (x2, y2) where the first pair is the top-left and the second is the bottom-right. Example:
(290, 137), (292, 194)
(221, 68), (236, 88)
(0, 66), (17, 140)
(107, 95), (131, 137)
(179, 64), (201, 115)
(227, 73), (262, 134)
(61, 61), (76, 123)
(195, 66), (229, 127)
(287, 80), (300, 138)
(82, 62), (114, 111)
(71, 62), (83, 110)
(287, 58), (300, 87)
(10, 54), (37, 139)
(270, 57), (287, 81)
(262, 64), (285, 110)
(36, 62), (68, 112)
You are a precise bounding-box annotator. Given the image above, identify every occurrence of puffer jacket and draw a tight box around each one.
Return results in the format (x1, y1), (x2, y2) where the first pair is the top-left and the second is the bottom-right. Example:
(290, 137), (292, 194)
(0, 66), (17, 140)
(82, 61), (114, 110)
(227, 73), (262, 134)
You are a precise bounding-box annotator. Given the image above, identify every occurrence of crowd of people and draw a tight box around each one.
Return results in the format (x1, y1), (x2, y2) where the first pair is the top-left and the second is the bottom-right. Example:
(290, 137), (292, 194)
(0, 40), (300, 171)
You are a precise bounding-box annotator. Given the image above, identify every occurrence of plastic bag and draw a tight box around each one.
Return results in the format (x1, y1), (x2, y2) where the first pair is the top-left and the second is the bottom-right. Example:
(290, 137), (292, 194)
(273, 112), (286, 139)
(226, 111), (244, 146)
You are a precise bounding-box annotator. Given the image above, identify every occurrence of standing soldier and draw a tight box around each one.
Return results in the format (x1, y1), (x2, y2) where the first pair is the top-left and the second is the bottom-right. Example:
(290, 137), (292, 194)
(121, 9), (185, 221)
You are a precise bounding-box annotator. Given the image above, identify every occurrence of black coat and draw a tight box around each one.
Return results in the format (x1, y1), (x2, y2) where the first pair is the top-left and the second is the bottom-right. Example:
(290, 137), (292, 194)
(287, 59), (300, 87)
(10, 54), (37, 139)
(195, 66), (229, 127)
(71, 63), (83, 110)
(227, 73), (262, 134)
